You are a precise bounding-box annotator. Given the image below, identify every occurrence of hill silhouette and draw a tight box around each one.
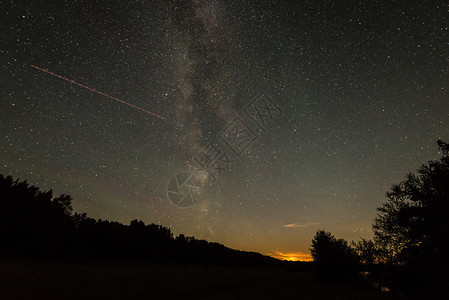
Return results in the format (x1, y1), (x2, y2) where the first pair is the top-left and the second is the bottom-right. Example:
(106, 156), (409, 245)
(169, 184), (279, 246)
(0, 174), (277, 267)
(1, 174), (401, 299)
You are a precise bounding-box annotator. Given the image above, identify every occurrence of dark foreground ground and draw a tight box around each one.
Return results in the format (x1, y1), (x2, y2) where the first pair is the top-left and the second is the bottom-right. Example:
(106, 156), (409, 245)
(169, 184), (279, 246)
(0, 259), (394, 299)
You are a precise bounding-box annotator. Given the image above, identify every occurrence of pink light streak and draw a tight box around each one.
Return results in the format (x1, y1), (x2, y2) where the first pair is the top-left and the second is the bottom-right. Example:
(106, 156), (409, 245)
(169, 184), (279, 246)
(31, 65), (165, 120)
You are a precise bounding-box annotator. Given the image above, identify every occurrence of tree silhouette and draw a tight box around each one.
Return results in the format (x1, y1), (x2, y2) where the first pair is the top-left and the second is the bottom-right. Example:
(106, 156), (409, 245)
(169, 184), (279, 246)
(352, 239), (381, 266)
(0, 175), (73, 257)
(311, 230), (358, 282)
(372, 140), (449, 298)
(0, 174), (277, 267)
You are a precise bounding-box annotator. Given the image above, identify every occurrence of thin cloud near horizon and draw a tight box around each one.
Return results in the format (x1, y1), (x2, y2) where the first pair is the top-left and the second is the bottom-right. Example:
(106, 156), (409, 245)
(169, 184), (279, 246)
(282, 222), (321, 228)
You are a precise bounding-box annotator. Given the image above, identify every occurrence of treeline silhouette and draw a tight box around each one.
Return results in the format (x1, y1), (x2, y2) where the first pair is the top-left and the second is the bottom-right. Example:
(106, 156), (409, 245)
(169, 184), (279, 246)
(0, 174), (277, 267)
(310, 140), (449, 299)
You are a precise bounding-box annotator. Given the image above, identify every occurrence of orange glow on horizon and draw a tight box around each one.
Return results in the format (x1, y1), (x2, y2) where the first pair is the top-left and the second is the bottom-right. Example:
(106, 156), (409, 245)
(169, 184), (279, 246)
(267, 251), (313, 262)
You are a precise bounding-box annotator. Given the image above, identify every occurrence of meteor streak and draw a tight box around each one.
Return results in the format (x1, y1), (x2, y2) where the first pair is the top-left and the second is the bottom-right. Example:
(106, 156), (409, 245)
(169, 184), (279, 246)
(30, 65), (165, 120)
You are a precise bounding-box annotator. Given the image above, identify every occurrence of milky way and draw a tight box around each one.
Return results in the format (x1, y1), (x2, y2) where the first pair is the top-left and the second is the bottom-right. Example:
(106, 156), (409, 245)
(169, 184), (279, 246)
(1, 1), (448, 259)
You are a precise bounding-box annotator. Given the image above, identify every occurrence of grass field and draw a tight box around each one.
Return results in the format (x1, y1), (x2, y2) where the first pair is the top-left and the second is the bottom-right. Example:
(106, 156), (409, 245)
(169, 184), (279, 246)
(0, 259), (394, 299)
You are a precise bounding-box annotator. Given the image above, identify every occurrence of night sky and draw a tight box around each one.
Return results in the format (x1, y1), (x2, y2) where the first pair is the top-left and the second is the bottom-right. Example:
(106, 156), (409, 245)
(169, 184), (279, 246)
(1, 1), (448, 261)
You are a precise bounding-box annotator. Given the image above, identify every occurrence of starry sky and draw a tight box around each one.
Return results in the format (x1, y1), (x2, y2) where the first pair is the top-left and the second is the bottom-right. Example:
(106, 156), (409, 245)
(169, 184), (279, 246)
(1, 0), (448, 261)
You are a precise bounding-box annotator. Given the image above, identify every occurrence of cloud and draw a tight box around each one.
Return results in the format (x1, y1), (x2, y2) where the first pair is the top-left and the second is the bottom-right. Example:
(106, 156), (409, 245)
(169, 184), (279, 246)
(282, 222), (321, 228)
(267, 251), (313, 262)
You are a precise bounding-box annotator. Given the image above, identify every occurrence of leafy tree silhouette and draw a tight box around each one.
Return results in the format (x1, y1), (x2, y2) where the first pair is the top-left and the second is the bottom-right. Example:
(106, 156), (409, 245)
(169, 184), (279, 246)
(352, 238), (381, 266)
(372, 140), (449, 298)
(310, 230), (359, 282)
(0, 175), (73, 257)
